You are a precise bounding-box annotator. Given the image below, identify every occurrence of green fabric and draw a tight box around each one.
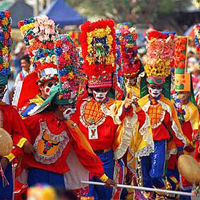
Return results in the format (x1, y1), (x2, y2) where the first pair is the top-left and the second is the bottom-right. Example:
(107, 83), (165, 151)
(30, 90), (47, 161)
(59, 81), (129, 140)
(0, 76), (8, 85)
(147, 77), (164, 85)
(39, 84), (77, 112)
(175, 68), (184, 74)
(189, 73), (198, 108)
(53, 93), (76, 105)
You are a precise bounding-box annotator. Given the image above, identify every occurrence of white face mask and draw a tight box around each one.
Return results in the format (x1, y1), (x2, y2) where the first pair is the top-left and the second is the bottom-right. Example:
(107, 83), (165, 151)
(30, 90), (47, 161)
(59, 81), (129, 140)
(63, 107), (76, 120)
(92, 90), (108, 102)
(148, 87), (162, 98)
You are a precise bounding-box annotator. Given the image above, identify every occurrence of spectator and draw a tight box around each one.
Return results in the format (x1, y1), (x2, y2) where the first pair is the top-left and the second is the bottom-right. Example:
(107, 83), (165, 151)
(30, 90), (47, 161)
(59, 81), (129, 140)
(11, 55), (30, 106)
(15, 54), (30, 83)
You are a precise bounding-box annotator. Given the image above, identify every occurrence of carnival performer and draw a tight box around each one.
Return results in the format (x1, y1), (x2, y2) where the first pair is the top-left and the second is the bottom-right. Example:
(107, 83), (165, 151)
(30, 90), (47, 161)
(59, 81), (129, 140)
(138, 30), (188, 200)
(16, 16), (58, 117)
(0, 11), (33, 200)
(18, 34), (115, 191)
(167, 36), (199, 200)
(120, 26), (142, 99)
(71, 19), (152, 200)
(118, 26), (154, 200)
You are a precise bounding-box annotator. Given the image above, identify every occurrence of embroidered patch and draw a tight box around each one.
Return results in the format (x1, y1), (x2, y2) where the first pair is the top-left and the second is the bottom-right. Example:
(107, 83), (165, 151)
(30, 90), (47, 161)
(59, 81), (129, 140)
(33, 121), (69, 164)
(88, 125), (98, 140)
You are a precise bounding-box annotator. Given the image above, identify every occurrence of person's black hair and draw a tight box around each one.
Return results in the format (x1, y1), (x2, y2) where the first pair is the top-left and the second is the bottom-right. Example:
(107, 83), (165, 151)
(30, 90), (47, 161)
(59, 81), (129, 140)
(20, 54), (30, 64)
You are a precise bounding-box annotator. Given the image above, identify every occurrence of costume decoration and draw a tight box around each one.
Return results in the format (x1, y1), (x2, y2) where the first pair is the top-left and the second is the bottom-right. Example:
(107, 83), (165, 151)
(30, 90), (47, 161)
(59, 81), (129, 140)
(17, 16), (59, 117)
(36, 34), (80, 112)
(194, 24), (200, 52)
(18, 31), (108, 191)
(171, 36), (200, 193)
(0, 11), (11, 85)
(18, 15), (58, 85)
(174, 36), (190, 92)
(67, 31), (81, 47)
(144, 30), (175, 85)
(54, 34), (79, 105)
(120, 27), (140, 77)
(80, 19), (116, 88)
(138, 31), (188, 199)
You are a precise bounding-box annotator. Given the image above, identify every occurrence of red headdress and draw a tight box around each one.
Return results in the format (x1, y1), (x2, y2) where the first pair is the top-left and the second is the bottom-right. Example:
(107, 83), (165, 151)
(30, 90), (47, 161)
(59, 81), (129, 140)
(80, 19), (116, 88)
(120, 27), (140, 78)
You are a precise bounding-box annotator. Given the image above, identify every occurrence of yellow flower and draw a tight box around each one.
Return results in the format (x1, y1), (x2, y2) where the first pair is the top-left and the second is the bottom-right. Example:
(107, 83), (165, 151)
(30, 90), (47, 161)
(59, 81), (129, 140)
(64, 53), (70, 60)
(68, 72), (74, 79)
(2, 18), (8, 26)
(3, 62), (9, 68)
(2, 47), (8, 55)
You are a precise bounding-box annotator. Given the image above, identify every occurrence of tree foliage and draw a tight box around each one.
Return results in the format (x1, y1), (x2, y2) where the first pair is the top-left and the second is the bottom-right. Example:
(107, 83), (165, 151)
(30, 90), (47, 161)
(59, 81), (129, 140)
(67, 0), (192, 26)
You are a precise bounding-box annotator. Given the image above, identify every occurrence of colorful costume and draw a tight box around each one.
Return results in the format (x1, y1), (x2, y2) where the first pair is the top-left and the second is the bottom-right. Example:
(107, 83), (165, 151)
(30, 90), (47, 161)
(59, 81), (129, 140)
(71, 19), (152, 200)
(17, 16), (58, 117)
(139, 31), (187, 199)
(19, 34), (108, 191)
(120, 26), (141, 98)
(0, 11), (30, 200)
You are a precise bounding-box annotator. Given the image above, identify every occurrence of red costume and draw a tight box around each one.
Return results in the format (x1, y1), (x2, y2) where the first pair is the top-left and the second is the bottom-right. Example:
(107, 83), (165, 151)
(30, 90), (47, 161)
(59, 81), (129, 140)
(22, 111), (104, 178)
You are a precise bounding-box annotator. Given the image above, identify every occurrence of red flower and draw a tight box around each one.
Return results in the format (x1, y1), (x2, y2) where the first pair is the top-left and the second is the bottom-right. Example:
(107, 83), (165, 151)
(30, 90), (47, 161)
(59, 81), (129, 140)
(56, 40), (62, 47)
(180, 44), (186, 51)
(179, 62), (185, 68)
(180, 37), (187, 44)
(4, 11), (10, 18)
(180, 53), (186, 60)
(28, 34), (33, 40)
(46, 42), (54, 49)
(4, 32), (9, 40)
(18, 21), (24, 28)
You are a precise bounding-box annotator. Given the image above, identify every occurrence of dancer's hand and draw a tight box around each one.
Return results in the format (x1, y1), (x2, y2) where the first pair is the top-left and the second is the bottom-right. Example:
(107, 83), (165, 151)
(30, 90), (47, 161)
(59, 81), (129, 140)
(23, 141), (34, 154)
(0, 157), (9, 171)
(105, 178), (116, 188)
(124, 96), (133, 109)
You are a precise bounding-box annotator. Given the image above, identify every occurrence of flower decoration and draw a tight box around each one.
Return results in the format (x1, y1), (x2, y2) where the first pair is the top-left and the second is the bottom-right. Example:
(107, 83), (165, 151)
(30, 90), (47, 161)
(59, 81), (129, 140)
(120, 27), (140, 77)
(80, 19), (116, 88)
(194, 25), (200, 51)
(18, 15), (59, 73)
(67, 31), (81, 47)
(174, 36), (188, 69)
(54, 34), (80, 102)
(0, 11), (11, 76)
(144, 30), (175, 78)
(172, 92), (185, 122)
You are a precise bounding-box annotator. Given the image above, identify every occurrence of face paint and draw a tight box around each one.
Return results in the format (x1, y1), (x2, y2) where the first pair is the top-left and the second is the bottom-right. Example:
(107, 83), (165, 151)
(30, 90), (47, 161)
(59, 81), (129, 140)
(44, 85), (51, 96)
(92, 90), (109, 102)
(148, 86), (162, 98)
(63, 107), (76, 120)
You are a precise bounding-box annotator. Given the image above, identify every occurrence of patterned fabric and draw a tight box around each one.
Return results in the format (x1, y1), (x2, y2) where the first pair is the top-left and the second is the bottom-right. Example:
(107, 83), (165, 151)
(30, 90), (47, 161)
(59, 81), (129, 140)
(147, 103), (163, 127)
(84, 99), (104, 124)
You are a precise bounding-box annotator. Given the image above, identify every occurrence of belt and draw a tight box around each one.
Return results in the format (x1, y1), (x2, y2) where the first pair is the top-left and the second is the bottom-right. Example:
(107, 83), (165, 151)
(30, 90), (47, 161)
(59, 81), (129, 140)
(94, 148), (111, 154)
